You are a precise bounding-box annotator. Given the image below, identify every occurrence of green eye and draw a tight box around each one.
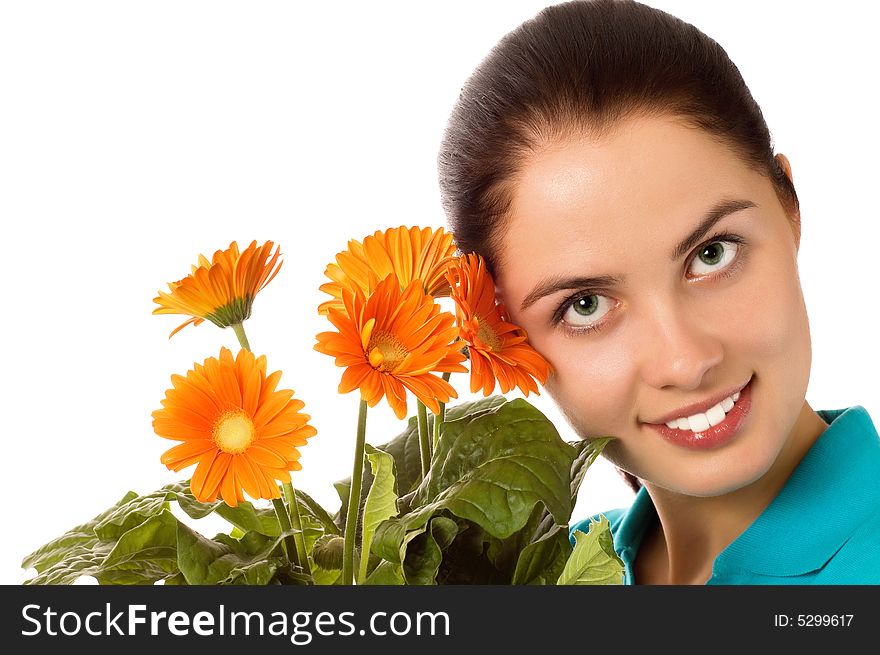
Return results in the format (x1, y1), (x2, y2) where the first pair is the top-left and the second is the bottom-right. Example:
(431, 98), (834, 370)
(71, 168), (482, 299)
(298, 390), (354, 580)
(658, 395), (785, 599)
(690, 240), (739, 276)
(572, 295), (600, 316)
(698, 242), (725, 266)
(561, 293), (614, 330)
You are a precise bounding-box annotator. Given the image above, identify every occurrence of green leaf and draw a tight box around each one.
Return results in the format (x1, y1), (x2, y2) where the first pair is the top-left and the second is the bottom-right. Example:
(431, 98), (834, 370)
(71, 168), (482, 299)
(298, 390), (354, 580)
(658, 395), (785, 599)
(298, 519), (328, 558)
(402, 516), (458, 585)
(176, 521), (288, 585)
(364, 560), (405, 585)
(164, 480), (218, 519)
(529, 437), (613, 544)
(371, 519), (408, 564)
(433, 519), (508, 584)
(568, 438), (613, 508)
(293, 488), (341, 537)
(23, 543), (115, 585)
(311, 565), (343, 585)
(27, 510), (182, 586)
(166, 482), (281, 537)
(358, 444), (400, 584)
(355, 398), (587, 585)
(511, 525), (571, 585)
(372, 414), (425, 497)
(476, 437), (613, 584)
(270, 564), (313, 586)
(98, 509), (180, 584)
(366, 516), (451, 584)
(163, 572), (188, 585)
(556, 515), (625, 585)
(439, 395), (509, 423)
(404, 398), (575, 539)
(427, 516), (458, 550)
(483, 503), (545, 576)
(22, 492), (138, 572)
(94, 491), (170, 540)
(22, 480), (329, 586)
(26, 480), (329, 585)
(334, 396), (508, 529)
(23, 495), (179, 585)
(168, 481), (328, 557)
(215, 504), (281, 538)
(175, 523), (229, 584)
(333, 479), (352, 532)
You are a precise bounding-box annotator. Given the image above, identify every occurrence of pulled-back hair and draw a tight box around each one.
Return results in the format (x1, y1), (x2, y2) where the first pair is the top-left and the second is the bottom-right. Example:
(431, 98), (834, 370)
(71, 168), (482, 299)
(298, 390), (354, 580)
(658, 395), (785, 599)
(437, 0), (799, 493)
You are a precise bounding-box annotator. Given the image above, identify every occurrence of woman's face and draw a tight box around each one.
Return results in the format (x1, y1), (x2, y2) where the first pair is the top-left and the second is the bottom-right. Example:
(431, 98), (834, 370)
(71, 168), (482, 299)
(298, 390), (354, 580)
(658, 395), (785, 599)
(494, 113), (811, 498)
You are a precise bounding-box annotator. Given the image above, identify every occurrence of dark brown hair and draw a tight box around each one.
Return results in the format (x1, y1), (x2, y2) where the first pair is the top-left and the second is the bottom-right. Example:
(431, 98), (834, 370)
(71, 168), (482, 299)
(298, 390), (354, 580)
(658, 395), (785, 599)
(437, 0), (799, 494)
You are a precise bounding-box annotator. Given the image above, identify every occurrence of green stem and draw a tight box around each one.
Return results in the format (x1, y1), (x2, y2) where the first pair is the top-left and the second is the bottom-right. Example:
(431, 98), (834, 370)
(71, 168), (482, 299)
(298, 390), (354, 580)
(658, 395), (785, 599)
(283, 482), (312, 577)
(432, 404), (442, 452)
(417, 400), (430, 479)
(232, 322), (307, 576)
(343, 400), (368, 585)
(231, 322), (251, 350)
(272, 498), (300, 568)
(434, 372), (453, 451)
(357, 515), (371, 586)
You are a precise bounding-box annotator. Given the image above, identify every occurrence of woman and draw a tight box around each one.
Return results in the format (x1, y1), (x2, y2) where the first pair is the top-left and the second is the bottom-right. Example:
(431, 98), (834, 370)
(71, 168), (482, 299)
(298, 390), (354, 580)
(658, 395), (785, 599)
(437, 0), (880, 584)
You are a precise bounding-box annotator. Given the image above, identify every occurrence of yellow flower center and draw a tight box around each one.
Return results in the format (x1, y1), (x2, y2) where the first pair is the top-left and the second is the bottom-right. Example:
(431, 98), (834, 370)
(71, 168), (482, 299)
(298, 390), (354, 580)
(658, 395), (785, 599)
(367, 330), (408, 372)
(476, 317), (502, 352)
(213, 411), (256, 454)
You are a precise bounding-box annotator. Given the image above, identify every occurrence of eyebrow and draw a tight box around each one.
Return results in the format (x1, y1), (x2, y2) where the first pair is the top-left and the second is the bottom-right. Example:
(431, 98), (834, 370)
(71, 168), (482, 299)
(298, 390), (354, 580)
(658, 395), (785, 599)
(519, 197), (758, 312)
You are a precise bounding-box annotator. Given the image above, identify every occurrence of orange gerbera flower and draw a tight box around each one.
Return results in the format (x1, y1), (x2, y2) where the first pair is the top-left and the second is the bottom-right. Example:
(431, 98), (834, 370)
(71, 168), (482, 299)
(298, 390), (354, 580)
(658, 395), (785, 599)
(447, 254), (552, 397)
(153, 240), (282, 338)
(314, 273), (467, 419)
(318, 226), (456, 316)
(152, 347), (316, 507)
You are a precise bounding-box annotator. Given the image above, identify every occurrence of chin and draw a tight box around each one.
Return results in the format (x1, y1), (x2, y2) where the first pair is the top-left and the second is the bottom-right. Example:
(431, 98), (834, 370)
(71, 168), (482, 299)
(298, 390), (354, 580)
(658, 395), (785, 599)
(652, 451), (777, 498)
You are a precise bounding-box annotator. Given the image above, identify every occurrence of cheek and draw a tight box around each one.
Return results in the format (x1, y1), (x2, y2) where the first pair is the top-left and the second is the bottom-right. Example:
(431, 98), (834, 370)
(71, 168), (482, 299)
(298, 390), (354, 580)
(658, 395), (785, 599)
(717, 242), (812, 451)
(733, 249), (811, 375)
(541, 335), (639, 438)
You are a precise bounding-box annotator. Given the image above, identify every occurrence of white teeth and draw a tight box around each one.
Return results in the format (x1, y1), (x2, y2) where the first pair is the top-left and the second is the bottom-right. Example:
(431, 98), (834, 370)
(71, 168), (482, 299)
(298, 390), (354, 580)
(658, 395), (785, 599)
(687, 412), (711, 432)
(664, 391), (740, 431)
(705, 403), (726, 427)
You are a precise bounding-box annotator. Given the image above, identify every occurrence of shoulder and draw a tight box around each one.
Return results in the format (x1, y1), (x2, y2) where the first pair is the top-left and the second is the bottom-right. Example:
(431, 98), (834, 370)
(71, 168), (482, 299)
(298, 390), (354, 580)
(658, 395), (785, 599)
(569, 507), (628, 546)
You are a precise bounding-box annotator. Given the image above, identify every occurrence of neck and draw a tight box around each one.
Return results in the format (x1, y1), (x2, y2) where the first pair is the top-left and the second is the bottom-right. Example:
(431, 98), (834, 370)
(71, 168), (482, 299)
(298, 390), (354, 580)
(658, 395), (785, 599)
(639, 401), (828, 584)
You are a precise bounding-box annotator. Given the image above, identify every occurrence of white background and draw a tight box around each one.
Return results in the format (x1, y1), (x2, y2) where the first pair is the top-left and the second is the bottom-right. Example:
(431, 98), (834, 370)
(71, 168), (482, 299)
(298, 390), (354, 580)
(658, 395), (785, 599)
(1, 1), (877, 584)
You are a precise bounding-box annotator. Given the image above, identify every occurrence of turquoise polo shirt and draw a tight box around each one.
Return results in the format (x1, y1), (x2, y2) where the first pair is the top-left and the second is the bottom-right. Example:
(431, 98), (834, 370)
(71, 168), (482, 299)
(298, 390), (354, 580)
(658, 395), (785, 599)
(569, 406), (880, 584)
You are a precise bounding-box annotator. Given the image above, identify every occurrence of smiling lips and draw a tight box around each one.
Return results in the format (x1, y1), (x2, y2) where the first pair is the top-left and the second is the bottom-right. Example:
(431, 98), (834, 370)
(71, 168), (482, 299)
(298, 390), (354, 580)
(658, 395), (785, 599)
(645, 377), (753, 450)
(662, 389), (741, 432)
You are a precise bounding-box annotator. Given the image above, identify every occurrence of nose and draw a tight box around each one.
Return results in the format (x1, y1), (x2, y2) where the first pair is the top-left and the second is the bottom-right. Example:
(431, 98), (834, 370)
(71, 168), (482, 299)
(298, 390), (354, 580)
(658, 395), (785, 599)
(637, 299), (724, 391)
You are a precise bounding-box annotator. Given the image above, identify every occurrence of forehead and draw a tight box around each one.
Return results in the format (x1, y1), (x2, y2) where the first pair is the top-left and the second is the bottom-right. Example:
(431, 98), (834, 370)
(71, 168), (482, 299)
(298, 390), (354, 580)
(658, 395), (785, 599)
(498, 113), (764, 282)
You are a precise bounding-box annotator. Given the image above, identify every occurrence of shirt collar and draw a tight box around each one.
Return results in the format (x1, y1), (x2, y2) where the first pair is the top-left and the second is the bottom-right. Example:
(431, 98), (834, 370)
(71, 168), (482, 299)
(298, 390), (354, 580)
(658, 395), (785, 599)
(614, 406), (880, 578)
(719, 405), (880, 576)
(610, 484), (654, 581)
